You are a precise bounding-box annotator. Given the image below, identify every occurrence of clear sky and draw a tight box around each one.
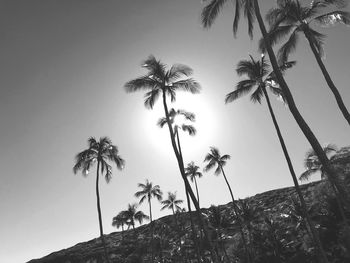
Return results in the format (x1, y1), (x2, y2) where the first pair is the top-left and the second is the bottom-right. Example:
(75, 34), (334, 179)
(0, 1), (349, 262)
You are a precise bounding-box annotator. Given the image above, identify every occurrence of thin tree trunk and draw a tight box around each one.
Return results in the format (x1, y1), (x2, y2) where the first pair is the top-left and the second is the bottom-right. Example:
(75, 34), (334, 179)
(254, 0), (349, 232)
(262, 86), (329, 262)
(194, 176), (200, 208)
(220, 166), (250, 263)
(96, 161), (110, 263)
(303, 28), (350, 126)
(149, 197), (154, 262)
(161, 88), (219, 262)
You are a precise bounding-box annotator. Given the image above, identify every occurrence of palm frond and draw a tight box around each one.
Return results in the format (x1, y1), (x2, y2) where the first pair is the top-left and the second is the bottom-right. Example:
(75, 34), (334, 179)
(243, 0), (255, 39)
(201, 0), (229, 28)
(124, 76), (158, 93)
(236, 59), (256, 77)
(167, 64), (193, 81)
(182, 124), (197, 136)
(221, 154), (231, 161)
(172, 78), (201, 94)
(299, 168), (319, 181)
(313, 10), (350, 26)
(260, 25), (295, 53)
(157, 117), (168, 128)
(142, 55), (166, 81)
(277, 28), (299, 65)
(144, 88), (161, 109)
(250, 85), (264, 104)
(225, 79), (256, 104)
(177, 109), (196, 122)
(233, 0), (241, 37)
(307, 27), (325, 57)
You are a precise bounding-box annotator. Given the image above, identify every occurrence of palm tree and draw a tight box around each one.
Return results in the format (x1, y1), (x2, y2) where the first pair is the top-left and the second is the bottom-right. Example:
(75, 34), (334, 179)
(124, 203), (149, 230)
(161, 192), (184, 216)
(201, 3), (347, 261)
(135, 179), (163, 222)
(185, 162), (203, 207)
(73, 137), (125, 263)
(112, 211), (128, 240)
(125, 57), (218, 260)
(203, 146), (250, 262)
(299, 144), (337, 181)
(226, 54), (328, 261)
(263, 0), (350, 126)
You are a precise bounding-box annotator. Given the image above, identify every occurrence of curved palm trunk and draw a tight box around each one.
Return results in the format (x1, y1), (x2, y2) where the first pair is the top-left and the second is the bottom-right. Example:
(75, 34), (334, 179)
(96, 161), (110, 263)
(161, 89), (218, 262)
(177, 130), (203, 262)
(303, 28), (350, 126)
(219, 166), (250, 263)
(262, 87), (329, 263)
(254, 0), (349, 229)
(193, 176), (200, 208)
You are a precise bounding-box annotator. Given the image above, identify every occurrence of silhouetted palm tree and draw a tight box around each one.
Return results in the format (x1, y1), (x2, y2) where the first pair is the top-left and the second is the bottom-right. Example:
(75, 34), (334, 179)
(226, 54), (328, 260)
(185, 162), (203, 207)
(300, 144), (337, 181)
(73, 137), (124, 263)
(124, 203), (149, 230)
(135, 179), (163, 222)
(161, 192), (184, 216)
(112, 211), (128, 240)
(204, 146), (250, 262)
(263, 0), (350, 125)
(201, 3), (346, 261)
(125, 58), (218, 260)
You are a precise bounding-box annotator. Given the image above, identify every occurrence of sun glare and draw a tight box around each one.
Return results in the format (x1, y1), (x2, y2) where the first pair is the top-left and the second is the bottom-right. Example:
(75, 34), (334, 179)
(142, 93), (217, 159)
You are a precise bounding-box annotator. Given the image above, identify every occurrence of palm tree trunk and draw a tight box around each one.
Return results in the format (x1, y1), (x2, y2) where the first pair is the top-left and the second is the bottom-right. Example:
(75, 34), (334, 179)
(149, 197), (153, 223)
(149, 197), (155, 262)
(303, 28), (350, 126)
(161, 89), (219, 262)
(194, 176), (200, 207)
(96, 161), (110, 263)
(254, 0), (349, 227)
(219, 166), (250, 263)
(262, 86), (329, 262)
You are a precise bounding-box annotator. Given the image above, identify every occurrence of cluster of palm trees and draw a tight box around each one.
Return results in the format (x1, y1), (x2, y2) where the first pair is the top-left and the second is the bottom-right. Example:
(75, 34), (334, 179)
(71, 0), (349, 262)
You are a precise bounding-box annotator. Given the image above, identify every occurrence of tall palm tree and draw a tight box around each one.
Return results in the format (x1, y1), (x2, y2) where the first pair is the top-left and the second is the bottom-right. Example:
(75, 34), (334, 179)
(73, 137), (125, 263)
(125, 57), (218, 261)
(135, 179), (163, 222)
(203, 146), (250, 262)
(263, 0), (350, 125)
(226, 54), (328, 260)
(112, 211), (128, 240)
(185, 162), (203, 207)
(124, 203), (149, 230)
(201, 3), (347, 261)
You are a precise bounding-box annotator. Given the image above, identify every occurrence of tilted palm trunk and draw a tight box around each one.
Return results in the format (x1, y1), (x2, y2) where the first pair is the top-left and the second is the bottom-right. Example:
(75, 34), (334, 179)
(219, 166), (250, 263)
(96, 160), (110, 263)
(194, 176), (200, 207)
(254, 0), (349, 232)
(262, 86), (329, 262)
(303, 27), (350, 126)
(161, 89), (219, 262)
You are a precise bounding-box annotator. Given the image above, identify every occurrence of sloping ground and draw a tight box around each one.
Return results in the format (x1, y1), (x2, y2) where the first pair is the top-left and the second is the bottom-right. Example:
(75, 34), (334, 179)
(28, 147), (350, 263)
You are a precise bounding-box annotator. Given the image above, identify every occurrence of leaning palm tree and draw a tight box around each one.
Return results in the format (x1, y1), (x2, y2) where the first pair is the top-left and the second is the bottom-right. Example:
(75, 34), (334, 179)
(185, 162), (203, 207)
(135, 179), (163, 222)
(124, 203), (149, 230)
(263, 0), (350, 126)
(73, 137), (125, 263)
(112, 211), (128, 240)
(226, 54), (328, 260)
(201, 3), (346, 261)
(204, 147), (250, 262)
(125, 57), (218, 260)
(161, 191), (184, 216)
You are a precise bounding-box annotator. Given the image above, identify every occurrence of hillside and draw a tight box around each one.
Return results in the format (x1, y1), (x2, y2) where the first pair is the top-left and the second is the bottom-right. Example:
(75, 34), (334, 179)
(28, 147), (350, 263)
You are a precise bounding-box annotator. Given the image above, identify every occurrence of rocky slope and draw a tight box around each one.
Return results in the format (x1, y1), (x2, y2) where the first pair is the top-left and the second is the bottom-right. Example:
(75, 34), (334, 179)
(28, 147), (350, 263)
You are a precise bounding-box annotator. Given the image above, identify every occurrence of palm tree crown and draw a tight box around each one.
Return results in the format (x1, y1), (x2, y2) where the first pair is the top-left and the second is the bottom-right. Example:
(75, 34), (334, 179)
(264, 0), (349, 63)
(112, 211), (128, 230)
(135, 179), (163, 222)
(225, 55), (294, 105)
(124, 203), (149, 229)
(125, 55), (200, 109)
(204, 147), (231, 175)
(185, 161), (203, 182)
(161, 192), (184, 215)
(299, 144), (337, 181)
(158, 108), (197, 136)
(73, 137), (125, 182)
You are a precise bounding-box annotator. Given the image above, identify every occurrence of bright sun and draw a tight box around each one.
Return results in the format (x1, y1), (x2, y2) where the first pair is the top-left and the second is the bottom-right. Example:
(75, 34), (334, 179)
(142, 93), (218, 159)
